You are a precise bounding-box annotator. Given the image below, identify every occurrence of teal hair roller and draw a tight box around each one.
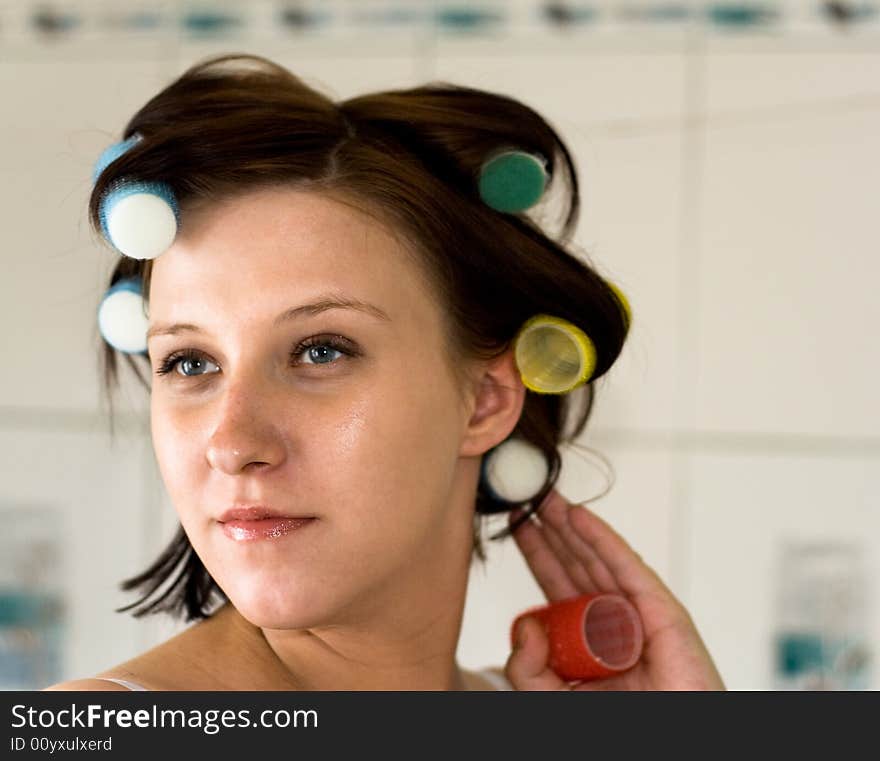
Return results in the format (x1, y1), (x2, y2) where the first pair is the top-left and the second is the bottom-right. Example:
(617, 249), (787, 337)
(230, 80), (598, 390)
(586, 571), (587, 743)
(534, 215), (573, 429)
(477, 149), (549, 213)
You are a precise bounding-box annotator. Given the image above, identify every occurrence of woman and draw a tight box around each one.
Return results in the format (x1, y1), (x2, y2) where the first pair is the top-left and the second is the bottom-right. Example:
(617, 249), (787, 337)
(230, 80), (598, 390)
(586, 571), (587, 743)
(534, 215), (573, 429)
(46, 54), (724, 691)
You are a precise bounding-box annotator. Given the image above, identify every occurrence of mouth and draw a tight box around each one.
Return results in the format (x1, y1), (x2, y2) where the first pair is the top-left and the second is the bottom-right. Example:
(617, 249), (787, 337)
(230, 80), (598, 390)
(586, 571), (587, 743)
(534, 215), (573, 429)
(219, 516), (317, 543)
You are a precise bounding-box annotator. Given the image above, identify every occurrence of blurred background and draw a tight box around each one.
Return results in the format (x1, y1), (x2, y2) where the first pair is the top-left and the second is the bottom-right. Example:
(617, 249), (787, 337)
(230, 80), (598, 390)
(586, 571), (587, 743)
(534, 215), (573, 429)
(1, 0), (878, 691)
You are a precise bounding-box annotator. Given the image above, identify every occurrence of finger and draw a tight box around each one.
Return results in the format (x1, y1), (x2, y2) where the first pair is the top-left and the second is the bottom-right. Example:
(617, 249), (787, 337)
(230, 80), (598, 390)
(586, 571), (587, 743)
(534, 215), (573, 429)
(508, 508), (580, 601)
(504, 616), (569, 692)
(532, 508), (604, 595)
(566, 494), (677, 603)
(538, 490), (622, 594)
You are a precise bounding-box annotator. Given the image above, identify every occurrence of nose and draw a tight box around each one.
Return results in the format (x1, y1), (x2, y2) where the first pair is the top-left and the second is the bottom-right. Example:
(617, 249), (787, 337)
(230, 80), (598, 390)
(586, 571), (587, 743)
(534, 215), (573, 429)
(206, 442), (278, 474)
(204, 380), (287, 475)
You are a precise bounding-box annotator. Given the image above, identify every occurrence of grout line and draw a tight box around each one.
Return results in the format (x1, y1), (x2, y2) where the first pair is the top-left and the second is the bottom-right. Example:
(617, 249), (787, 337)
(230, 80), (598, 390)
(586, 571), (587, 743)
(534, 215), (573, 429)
(667, 15), (708, 607)
(416, 0), (438, 84)
(588, 427), (880, 456)
(668, 451), (692, 605)
(571, 92), (880, 141)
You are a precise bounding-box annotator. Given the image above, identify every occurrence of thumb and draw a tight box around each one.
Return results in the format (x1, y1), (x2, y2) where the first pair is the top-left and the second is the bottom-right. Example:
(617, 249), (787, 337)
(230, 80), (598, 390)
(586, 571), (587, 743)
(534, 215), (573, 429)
(504, 616), (568, 691)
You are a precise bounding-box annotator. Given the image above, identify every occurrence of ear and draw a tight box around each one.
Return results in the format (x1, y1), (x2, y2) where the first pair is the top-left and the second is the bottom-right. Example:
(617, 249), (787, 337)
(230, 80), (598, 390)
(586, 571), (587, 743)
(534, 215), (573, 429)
(458, 348), (526, 458)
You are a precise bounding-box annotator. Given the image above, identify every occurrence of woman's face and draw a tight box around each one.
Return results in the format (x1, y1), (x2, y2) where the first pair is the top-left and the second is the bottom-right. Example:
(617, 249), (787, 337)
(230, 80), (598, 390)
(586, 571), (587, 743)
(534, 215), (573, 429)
(147, 187), (477, 630)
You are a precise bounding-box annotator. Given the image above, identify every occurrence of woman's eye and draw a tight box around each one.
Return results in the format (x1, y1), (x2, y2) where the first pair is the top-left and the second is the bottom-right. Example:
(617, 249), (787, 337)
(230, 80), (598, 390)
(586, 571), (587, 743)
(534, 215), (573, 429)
(154, 336), (356, 380)
(292, 336), (354, 366)
(156, 352), (219, 378)
(299, 344), (344, 365)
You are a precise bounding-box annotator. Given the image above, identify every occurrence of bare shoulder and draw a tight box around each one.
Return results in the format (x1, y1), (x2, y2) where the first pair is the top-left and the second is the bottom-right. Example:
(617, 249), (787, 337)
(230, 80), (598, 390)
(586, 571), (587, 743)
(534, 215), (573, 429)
(41, 629), (203, 692)
(44, 606), (255, 692)
(64, 608), (236, 691)
(43, 679), (133, 692)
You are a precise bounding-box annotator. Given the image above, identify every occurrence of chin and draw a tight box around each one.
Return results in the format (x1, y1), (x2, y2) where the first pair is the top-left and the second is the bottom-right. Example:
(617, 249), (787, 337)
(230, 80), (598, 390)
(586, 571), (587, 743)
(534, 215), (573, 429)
(222, 578), (336, 631)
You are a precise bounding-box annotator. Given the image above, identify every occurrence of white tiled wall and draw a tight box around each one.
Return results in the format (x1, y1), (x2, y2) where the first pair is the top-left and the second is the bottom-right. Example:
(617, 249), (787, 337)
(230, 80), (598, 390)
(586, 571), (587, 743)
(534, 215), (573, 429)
(695, 104), (880, 438)
(2, 24), (877, 690)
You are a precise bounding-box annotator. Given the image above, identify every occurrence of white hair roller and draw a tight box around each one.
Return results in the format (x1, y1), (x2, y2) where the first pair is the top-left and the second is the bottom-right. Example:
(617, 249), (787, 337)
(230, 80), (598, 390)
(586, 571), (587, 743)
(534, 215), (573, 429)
(480, 437), (549, 504)
(98, 179), (179, 260)
(480, 437), (615, 517)
(97, 277), (149, 355)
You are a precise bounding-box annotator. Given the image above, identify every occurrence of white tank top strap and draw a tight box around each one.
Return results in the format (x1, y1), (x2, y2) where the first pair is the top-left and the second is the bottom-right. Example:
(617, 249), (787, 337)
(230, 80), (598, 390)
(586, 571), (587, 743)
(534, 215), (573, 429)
(93, 677), (150, 691)
(475, 668), (514, 691)
(97, 673), (511, 691)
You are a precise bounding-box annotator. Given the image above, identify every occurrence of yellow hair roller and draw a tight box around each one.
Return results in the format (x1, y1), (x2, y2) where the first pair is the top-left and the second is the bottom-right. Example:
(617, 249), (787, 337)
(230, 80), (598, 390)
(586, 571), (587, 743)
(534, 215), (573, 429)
(513, 314), (597, 394)
(605, 279), (632, 328)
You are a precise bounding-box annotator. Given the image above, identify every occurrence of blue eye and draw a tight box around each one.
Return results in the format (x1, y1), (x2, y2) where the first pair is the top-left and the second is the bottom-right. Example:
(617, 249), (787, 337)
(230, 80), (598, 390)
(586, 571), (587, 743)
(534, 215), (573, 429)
(154, 352), (219, 378)
(154, 335), (357, 379)
(302, 343), (343, 365)
(177, 354), (216, 377)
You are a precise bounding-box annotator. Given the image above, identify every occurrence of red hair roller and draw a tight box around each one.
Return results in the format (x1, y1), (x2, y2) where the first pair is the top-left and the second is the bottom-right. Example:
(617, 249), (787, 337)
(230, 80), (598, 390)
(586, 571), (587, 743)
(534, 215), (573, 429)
(511, 593), (645, 682)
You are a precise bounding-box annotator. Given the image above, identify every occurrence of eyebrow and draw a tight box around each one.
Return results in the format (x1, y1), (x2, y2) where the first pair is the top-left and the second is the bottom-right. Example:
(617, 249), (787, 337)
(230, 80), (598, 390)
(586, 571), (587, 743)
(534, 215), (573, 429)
(146, 294), (391, 341)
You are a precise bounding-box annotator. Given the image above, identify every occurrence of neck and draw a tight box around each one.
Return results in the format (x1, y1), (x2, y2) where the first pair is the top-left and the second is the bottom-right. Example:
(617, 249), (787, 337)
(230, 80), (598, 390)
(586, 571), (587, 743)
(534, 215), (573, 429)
(211, 535), (475, 690)
(211, 595), (470, 691)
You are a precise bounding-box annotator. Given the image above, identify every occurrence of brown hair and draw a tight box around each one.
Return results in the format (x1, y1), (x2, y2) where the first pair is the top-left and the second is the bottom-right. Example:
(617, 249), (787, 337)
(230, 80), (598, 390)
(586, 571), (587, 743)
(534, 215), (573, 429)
(90, 54), (629, 622)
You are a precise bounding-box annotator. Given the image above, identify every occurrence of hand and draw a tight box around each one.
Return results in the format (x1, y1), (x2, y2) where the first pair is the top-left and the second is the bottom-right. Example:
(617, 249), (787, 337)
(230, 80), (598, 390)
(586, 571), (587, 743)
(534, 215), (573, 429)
(504, 488), (726, 691)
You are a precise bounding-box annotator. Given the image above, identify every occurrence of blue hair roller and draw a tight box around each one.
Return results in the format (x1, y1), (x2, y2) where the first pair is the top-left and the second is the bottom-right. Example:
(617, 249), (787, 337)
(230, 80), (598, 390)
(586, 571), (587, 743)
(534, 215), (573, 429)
(93, 132), (180, 260)
(91, 134), (143, 184)
(97, 276), (149, 355)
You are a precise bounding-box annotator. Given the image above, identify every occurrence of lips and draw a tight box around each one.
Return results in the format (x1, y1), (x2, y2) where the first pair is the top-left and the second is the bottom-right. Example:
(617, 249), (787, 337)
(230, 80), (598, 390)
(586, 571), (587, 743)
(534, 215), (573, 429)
(220, 516), (316, 542)
(218, 506), (314, 523)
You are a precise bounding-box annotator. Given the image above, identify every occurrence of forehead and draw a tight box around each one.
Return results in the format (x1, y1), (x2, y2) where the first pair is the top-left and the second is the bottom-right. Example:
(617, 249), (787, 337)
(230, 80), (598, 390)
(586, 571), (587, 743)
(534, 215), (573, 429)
(148, 187), (434, 323)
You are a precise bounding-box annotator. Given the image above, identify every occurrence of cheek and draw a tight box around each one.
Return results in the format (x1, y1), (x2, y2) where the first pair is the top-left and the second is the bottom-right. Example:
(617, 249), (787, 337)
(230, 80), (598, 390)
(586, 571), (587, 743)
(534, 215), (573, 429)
(149, 401), (203, 516)
(325, 368), (463, 530)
